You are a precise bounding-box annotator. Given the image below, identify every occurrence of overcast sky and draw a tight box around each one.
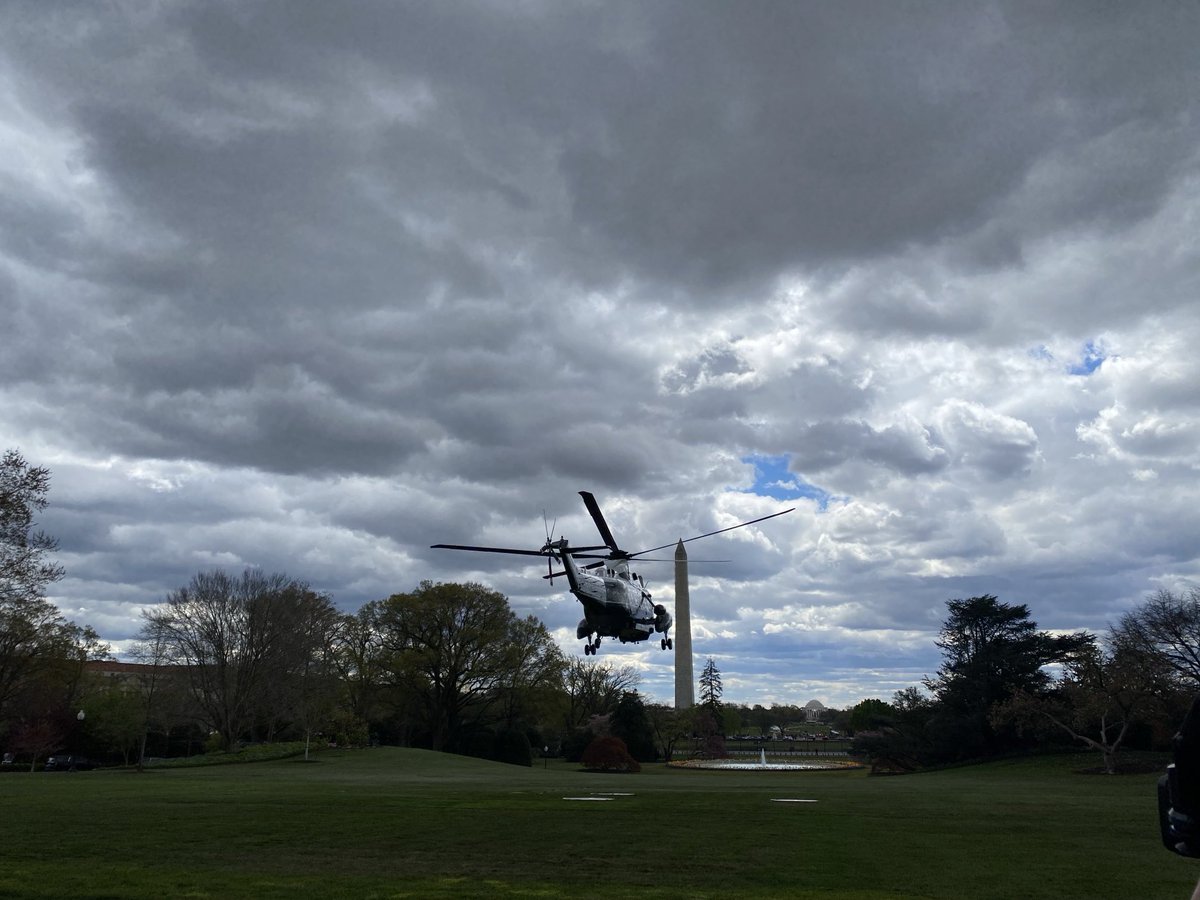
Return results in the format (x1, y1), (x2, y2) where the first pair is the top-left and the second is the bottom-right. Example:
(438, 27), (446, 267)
(3, 1), (1198, 709)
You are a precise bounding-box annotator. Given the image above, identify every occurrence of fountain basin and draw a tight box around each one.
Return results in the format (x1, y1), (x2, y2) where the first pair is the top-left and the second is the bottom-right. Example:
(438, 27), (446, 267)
(668, 758), (861, 771)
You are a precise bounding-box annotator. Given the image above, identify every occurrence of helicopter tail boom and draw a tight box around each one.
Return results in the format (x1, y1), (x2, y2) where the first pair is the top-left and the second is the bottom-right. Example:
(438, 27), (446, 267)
(542, 539), (581, 593)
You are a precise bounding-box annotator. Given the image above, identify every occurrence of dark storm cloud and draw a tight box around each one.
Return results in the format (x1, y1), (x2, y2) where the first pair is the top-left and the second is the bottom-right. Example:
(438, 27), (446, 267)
(830, 273), (993, 337)
(787, 419), (949, 477)
(558, 2), (1200, 294)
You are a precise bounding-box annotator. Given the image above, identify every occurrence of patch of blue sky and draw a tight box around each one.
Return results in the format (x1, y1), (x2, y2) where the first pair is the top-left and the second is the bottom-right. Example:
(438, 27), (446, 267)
(1069, 340), (1106, 376)
(1027, 341), (1106, 375)
(740, 454), (838, 509)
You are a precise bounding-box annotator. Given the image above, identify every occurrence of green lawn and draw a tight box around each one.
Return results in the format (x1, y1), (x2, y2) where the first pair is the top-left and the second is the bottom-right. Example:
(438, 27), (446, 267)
(1, 749), (1194, 899)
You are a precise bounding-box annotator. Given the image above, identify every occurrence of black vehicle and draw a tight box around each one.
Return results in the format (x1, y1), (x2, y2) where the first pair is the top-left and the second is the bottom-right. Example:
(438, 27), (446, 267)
(1161, 696), (1200, 857)
(43, 755), (98, 771)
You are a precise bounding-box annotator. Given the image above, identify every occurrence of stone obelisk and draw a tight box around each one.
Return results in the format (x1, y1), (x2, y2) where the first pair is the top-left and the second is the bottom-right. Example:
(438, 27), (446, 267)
(674, 539), (694, 709)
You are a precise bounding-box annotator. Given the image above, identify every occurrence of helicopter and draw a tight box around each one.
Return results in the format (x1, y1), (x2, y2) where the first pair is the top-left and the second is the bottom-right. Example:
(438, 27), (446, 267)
(432, 491), (794, 656)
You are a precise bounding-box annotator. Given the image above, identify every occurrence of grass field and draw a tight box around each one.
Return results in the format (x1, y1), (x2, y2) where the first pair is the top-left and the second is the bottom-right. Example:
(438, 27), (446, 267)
(1, 748), (1195, 899)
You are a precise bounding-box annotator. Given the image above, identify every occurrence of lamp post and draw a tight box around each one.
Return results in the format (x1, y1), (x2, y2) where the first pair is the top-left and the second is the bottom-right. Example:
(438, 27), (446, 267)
(543, 746), (549, 770)
(75, 710), (85, 757)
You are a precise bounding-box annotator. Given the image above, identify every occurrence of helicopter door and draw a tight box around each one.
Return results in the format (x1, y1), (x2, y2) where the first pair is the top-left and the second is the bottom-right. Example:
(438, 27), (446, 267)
(604, 579), (629, 609)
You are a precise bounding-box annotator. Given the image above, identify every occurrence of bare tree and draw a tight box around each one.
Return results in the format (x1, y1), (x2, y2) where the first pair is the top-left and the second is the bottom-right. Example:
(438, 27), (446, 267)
(991, 640), (1167, 774)
(1112, 588), (1200, 688)
(278, 591), (342, 759)
(127, 626), (194, 770)
(645, 702), (691, 761)
(561, 658), (640, 730)
(144, 569), (325, 750)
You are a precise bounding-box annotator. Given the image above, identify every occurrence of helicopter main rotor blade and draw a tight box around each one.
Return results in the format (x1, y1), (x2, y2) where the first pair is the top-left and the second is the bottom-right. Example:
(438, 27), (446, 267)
(621, 556), (731, 562)
(631, 507), (796, 557)
(579, 491), (622, 553)
(430, 544), (549, 557)
(431, 542), (610, 556)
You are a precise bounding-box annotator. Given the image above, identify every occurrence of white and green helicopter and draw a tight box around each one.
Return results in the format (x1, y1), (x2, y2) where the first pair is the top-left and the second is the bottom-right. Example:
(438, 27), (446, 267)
(433, 491), (792, 656)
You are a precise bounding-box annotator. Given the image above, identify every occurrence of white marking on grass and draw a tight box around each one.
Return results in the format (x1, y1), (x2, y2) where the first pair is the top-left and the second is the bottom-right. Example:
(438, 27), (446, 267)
(594, 792), (634, 796)
(771, 798), (818, 803)
(563, 796), (613, 801)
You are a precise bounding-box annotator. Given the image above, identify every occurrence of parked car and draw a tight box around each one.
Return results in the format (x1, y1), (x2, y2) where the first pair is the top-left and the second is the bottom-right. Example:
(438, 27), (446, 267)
(43, 755), (99, 771)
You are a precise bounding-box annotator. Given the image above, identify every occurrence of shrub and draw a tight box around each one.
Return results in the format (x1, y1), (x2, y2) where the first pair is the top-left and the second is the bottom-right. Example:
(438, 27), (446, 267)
(580, 735), (640, 773)
(562, 728), (595, 763)
(494, 729), (533, 767)
(853, 728), (922, 774)
(699, 733), (727, 759)
(460, 727), (496, 760)
(326, 713), (370, 748)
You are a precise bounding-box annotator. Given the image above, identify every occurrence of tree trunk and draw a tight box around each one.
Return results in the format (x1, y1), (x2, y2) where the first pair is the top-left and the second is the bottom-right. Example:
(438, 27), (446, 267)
(1102, 746), (1118, 775)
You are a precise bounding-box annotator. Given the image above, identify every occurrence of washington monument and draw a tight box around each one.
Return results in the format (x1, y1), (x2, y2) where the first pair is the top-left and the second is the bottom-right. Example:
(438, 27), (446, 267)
(674, 539), (694, 709)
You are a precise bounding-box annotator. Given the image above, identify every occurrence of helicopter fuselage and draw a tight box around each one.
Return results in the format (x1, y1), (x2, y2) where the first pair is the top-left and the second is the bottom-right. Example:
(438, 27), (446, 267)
(550, 546), (672, 651)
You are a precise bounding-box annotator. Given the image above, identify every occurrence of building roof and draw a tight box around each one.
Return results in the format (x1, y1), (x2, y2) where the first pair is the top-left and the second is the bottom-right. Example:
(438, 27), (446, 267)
(87, 660), (155, 675)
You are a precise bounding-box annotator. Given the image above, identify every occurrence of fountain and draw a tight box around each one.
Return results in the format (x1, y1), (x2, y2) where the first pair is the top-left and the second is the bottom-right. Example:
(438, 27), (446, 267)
(669, 746), (861, 772)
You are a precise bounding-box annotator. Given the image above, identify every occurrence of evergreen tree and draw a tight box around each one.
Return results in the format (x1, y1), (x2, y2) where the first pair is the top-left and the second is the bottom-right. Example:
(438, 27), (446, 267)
(925, 595), (1091, 757)
(609, 690), (656, 762)
(699, 657), (723, 717)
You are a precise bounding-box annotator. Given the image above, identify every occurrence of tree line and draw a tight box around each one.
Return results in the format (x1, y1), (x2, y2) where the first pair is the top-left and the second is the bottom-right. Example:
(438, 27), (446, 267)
(2, 448), (1197, 772)
(0, 450), (641, 766)
(850, 592), (1199, 773)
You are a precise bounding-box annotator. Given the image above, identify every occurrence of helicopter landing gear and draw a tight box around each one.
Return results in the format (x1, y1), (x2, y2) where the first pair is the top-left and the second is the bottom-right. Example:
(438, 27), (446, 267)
(584, 637), (602, 655)
(660, 637), (673, 650)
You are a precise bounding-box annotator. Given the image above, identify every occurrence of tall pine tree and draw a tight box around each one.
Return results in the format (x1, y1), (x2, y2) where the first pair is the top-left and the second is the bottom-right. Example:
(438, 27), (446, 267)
(699, 657), (723, 712)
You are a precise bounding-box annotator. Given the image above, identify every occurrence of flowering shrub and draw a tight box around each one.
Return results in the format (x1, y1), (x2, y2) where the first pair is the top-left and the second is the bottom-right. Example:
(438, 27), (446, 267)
(580, 735), (641, 773)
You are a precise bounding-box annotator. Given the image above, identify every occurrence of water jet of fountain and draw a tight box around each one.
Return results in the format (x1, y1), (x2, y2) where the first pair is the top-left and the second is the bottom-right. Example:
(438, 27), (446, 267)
(760, 748), (767, 768)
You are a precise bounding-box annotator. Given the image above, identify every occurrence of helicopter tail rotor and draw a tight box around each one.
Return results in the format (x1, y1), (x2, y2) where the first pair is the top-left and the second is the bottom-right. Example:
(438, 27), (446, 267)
(542, 511), (557, 581)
